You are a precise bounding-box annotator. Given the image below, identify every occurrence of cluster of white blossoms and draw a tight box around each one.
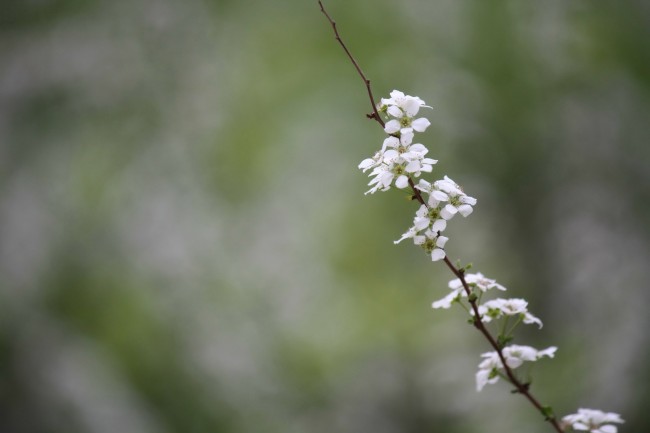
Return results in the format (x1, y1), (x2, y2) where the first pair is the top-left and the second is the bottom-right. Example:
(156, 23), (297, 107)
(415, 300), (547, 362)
(477, 298), (543, 328)
(357, 90), (623, 432)
(432, 272), (553, 391)
(358, 90), (476, 262)
(562, 409), (625, 433)
(432, 272), (506, 308)
(476, 345), (557, 391)
(359, 90), (435, 194)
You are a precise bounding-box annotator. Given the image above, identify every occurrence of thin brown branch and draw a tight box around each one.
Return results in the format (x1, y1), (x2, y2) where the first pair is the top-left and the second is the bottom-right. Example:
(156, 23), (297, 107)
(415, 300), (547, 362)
(408, 178), (426, 205)
(318, 1), (385, 127)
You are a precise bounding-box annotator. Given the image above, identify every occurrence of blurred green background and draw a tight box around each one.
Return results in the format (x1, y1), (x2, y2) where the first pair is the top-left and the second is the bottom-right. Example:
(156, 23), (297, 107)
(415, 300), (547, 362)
(1, 0), (649, 432)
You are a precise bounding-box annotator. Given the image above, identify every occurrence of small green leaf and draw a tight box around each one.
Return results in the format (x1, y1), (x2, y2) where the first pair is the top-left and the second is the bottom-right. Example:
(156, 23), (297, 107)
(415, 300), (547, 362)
(541, 406), (555, 420)
(497, 334), (513, 348)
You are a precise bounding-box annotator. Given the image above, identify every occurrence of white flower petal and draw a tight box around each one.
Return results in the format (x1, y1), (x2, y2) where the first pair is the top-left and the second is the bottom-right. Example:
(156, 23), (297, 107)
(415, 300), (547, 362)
(358, 158), (376, 170)
(383, 149), (399, 161)
(409, 143), (427, 154)
(387, 105), (403, 118)
(436, 236), (449, 248)
(432, 290), (460, 309)
(414, 217), (430, 231)
(382, 136), (400, 151)
(405, 161), (421, 173)
(458, 204), (474, 217)
(440, 204), (458, 220)
(384, 120), (400, 134)
(403, 99), (421, 117)
(431, 219), (447, 233)
(411, 117), (431, 132)
(431, 248), (446, 261)
(400, 131), (414, 145)
(395, 175), (409, 189)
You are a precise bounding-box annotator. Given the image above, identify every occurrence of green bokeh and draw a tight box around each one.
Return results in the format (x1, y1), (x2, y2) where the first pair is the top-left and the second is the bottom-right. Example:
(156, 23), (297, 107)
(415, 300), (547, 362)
(1, 1), (649, 432)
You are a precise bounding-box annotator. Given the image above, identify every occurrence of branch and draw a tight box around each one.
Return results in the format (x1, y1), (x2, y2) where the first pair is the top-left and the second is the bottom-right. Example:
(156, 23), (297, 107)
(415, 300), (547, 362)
(318, 1), (385, 127)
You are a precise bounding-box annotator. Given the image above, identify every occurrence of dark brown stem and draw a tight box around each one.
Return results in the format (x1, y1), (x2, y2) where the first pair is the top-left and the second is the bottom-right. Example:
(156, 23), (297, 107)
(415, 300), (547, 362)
(319, 2), (564, 432)
(318, 1), (385, 128)
(408, 178), (426, 205)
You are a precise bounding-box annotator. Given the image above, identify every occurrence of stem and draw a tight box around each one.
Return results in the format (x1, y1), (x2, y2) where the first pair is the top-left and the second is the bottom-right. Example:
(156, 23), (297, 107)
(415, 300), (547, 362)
(318, 2), (564, 432)
(318, 1), (385, 127)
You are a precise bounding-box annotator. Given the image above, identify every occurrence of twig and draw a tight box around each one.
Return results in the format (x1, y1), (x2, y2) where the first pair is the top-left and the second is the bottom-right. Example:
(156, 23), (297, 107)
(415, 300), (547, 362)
(318, 1), (385, 127)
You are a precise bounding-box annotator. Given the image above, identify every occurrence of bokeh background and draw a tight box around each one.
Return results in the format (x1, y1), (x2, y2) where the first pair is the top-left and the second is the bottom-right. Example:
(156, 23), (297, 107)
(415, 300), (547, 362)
(1, 0), (649, 432)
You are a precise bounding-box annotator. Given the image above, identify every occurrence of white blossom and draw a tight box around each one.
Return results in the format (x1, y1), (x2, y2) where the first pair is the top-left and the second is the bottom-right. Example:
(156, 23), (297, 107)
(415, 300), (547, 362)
(360, 132), (437, 194)
(379, 90), (431, 118)
(434, 175), (477, 218)
(476, 345), (557, 391)
(379, 90), (432, 135)
(562, 409), (624, 433)
(477, 298), (543, 328)
(414, 230), (448, 261)
(433, 272), (506, 310)
(432, 286), (464, 309)
(448, 272), (507, 293)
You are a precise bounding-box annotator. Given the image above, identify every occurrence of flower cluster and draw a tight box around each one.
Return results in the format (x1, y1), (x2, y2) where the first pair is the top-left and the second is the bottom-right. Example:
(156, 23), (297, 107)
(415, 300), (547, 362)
(432, 272), (551, 390)
(477, 298), (543, 328)
(431, 272), (506, 309)
(476, 344), (557, 391)
(562, 409), (625, 433)
(393, 176), (477, 261)
(358, 89), (476, 262)
(359, 90), (435, 194)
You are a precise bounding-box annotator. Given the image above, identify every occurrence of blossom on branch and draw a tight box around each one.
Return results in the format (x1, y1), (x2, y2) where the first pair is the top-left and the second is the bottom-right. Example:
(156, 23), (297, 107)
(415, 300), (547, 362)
(378, 90), (432, 135)
(359, 99), (436, 195)
(477, 298), (543, 328)
(561, 409), (624, 433)
(431, 272), (506, 309)
(449, 272), (507, 293)
(476, 345), (557, 391)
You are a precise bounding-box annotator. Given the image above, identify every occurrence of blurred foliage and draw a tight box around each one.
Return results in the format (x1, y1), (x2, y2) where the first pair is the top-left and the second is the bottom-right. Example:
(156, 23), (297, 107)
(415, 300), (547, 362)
(1, 0), (649, 432)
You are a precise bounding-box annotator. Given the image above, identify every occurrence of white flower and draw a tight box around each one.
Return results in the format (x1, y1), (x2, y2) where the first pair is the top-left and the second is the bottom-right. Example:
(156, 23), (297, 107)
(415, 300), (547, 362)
(381, 131), (415, 152)
(413, 204), (447, 233)
(393, 226), (419, 245)
(384, 117), (431, 135)
(432, 286), (465, 309)
(379, 89), (431, 118)
(361, 132), (437, 194)
(401, 149), (437, 176)
(358, 150), (383, 173)
(364, 165), (394, 194)
(433, 272), (507, 310)
(476, 345), (557, 391)
(395, 205), (447, 249)
(379, 90), (432, 135)
(414, 230), (448, 261)
(448, 272), (507, 293)
(562, 409), (624, 433)
(477, 298), (543, 329)
(363, 156), (410, 194)
(434, 175), (477, 218)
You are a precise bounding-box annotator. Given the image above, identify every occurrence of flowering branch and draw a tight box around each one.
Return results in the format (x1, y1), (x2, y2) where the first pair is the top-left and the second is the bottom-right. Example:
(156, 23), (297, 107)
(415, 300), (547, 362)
(319, 2), (624, 433)
(441, 255), (562, 430)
